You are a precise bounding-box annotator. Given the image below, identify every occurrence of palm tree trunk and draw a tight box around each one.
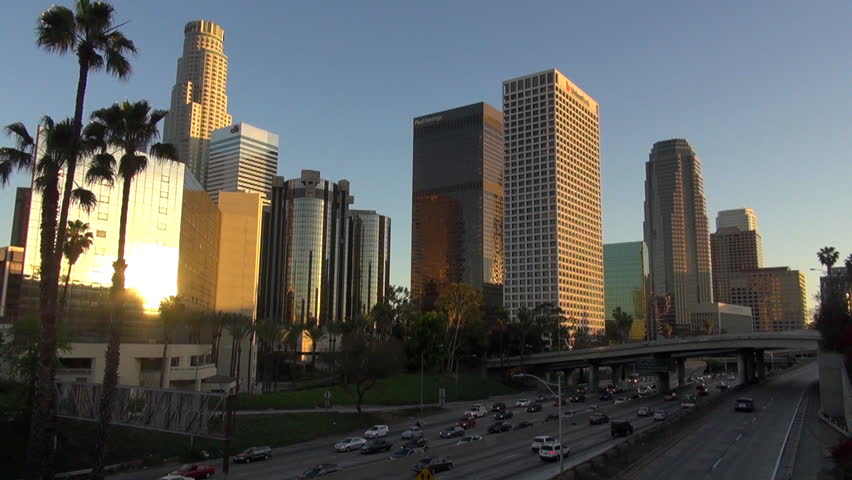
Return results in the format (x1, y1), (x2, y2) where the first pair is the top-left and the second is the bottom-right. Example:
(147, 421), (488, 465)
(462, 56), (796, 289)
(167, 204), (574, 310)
(92, 174), (132, 480)
(159, 337), (169, 389)
(61, 262), (74, 311)
(24, 176), (60, 480)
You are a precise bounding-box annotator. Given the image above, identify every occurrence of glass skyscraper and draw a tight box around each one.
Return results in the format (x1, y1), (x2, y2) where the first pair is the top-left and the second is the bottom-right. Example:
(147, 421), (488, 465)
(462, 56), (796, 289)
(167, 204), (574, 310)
(604, 241), (650, 340)
(346, 210), (391, 319)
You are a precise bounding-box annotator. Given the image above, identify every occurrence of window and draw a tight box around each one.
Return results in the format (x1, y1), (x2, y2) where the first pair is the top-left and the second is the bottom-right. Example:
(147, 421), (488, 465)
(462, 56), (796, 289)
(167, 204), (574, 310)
(97, 212), (108, 221)
(170, 357), (180, 367)
(96, 230), (106, 238)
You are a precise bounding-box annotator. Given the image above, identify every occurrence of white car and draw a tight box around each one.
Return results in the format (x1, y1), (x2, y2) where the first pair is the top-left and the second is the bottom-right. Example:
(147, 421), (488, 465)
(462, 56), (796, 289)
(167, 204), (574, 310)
(334, 437), (366, 452)
(614, 397), (627, 405)
(538, 441), (570, 462)
(531, 435), (556, 452)
(653, 409), (667, 421)
(364, 425), (389, 438)
(563, 408), (577, 416)
(465, 404), (488, 418)
(515, 399), (531, 407)
(401, 426), (423, 440)
(456, 435), (483, 445)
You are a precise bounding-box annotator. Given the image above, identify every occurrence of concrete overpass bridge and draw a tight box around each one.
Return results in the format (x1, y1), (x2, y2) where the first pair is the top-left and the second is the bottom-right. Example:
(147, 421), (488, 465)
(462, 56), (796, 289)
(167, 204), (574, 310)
(487, 330), (820, 392)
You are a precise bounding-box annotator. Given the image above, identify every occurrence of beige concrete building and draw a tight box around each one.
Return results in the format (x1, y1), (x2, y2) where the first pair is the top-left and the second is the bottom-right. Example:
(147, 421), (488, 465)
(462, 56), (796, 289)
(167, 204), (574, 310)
(163, 20), (233, 188)
(689, 302), (753, 335)
(711, 226), (763, 303)
(502, 69), (604, 331)
(716, 208), (758, 232)
(729, 267), (808, 331)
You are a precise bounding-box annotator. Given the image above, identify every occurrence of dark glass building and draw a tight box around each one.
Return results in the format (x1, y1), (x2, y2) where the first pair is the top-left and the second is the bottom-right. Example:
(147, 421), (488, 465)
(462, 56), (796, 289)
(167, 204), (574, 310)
(411, 102), (504, 308)
(346, 210), (391, 320)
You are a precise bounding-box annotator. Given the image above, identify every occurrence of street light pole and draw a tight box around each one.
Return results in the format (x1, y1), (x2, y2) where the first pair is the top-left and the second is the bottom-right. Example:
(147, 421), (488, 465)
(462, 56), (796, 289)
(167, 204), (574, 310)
(419, 350), (424, 416)
(513, 372), (566, 474)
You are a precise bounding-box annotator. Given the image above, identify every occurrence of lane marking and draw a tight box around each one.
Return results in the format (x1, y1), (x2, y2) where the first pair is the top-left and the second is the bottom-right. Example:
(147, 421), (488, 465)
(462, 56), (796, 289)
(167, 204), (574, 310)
(712, 457), (723, 470)
(770, 386), (808, 480)
(735, 433), (743, 441)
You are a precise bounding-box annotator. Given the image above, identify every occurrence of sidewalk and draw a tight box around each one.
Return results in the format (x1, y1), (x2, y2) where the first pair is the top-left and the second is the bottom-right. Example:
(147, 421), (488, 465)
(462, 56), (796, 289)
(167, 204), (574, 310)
(791, 382), (844, 479)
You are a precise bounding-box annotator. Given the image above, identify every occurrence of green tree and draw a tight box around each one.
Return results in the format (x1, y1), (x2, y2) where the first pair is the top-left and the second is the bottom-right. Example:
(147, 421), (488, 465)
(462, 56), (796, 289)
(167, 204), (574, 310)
(224, 313), (253, 393)
(157, 296), (185, 389)
(817, 246), (840, 275)
(253, 316), (284, 393)
(436, 283), (483, 371)
(84, 99), (177, 476)
(61, 219), (94, 308)
(370, 302), (395, 339)
(340, 330), (404, 413)
(404, 311), (449, 371)
(0, 122), (35, 185)
(612, 307), (634, 344)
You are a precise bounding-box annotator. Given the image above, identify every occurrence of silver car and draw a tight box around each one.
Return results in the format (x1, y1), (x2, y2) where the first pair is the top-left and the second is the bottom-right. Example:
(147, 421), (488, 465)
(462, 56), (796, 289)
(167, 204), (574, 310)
(401, 426), (424, 440)
(334, 437), (366, 452)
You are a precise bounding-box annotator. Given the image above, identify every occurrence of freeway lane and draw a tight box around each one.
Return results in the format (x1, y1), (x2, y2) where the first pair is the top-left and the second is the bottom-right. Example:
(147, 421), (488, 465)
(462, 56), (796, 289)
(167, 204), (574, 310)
(625, 362), (817, 480)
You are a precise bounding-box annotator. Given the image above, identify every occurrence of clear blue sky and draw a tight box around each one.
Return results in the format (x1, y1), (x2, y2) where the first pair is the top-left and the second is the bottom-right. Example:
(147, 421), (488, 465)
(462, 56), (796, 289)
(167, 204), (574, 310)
(1, 1), (850, 308)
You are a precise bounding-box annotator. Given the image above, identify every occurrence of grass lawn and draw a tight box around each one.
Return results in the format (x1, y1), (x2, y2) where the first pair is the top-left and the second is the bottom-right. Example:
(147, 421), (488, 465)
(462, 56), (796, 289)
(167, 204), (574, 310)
(237, 372), (517, 410)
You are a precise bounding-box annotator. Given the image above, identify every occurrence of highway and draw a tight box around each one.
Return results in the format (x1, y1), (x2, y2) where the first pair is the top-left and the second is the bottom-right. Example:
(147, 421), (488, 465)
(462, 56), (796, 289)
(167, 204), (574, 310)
(623, 362), (817, 480)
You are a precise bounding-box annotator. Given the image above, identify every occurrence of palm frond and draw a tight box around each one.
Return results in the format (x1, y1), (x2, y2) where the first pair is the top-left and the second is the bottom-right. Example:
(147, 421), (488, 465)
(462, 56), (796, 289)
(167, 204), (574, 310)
(4, 122), (35, 149)
(85, 50), (105, 71)
(118, 153), (147, 179)
(149, 109), (169, 127)
(104, 46), (132, 79)
(71, 187), (98, 214)
(150, 142), (179, 162)
(85, 152), (116, 185)
(36, 6), (76, 54)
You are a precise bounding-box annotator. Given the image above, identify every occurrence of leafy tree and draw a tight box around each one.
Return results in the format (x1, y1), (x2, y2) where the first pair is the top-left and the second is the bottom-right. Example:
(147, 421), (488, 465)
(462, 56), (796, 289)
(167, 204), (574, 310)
(369, 302), (395, 339)
(157, 296), (185, 389)
(404, 311), (449, 371)
(61, 219), (94, 308)
(340, 330), (404, 413)
(436, 283), (483, 371)
(818, 246), (840, 275)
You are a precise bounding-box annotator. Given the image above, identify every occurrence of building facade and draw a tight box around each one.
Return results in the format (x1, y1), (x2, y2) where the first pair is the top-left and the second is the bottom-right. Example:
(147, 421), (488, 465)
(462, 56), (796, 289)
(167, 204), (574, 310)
(410, 102), (503, 308)
(603, 241), (649, 341)
(643, 138), (713, 332)
(163, 20), (233, 188)
(710, 226), (763, 303)
(730, 267), (808, 331)
(207, 122), (279, 206)
(716, 208), (758, 232)
(0, 246), (24, 319)
(502, 69), (604, 331)
(689, 302), (754, 335)
(346, 210), (391, 319)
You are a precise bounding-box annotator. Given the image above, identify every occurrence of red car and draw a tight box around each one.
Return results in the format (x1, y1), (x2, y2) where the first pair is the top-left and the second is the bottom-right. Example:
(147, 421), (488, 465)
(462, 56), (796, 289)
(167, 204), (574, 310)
(457, 415), (477, 429)
(553, 397), (567, 406)
(171, 464), (215, 479)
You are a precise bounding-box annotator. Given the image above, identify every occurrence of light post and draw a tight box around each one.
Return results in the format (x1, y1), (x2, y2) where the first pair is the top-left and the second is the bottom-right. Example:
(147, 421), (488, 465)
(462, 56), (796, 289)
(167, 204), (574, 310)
(514, 371), (565, 473)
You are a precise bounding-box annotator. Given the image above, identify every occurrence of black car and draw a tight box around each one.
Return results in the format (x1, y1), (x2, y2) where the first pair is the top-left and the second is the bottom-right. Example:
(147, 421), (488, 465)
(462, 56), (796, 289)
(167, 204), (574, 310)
(439, 426), (465, 439)
(389, 448), (416, 460)
(735, 398), (755, 412)
(233, 445), (272, 463)
(495, 410), (514, 421)
(412, 457), (454, 474)
(514, 420), (534, 430)
(599, 392), (613, 401)
(569, 395), (585, 403)
(589, 413), (610, 425)
(487, 422), (512, 434)
(403, 438), (429, 450)
(629, 392), (641, 400)
(611, 421), (634, 437)
(490, 402), (507, 412)
(297, 464), (339, 479)
(527, 403), (543, 413)
(360, 439), (393, 454)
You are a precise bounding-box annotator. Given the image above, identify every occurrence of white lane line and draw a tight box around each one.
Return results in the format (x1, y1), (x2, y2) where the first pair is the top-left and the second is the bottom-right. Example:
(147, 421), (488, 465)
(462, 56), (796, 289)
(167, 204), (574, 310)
(736, 433), (743, 441)
(770, 386), (808, 480)
(712, 456), (724, 470)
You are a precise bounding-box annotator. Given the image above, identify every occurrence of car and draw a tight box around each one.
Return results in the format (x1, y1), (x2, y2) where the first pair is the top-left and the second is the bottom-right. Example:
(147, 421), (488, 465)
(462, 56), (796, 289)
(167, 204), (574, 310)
(653, 409), (667, 421)
(439, 425), (466, 439)
(296, 464), (340, 479)
(457, 415), (477, 429)
(412, 457), (454, 473)
(360, 439), (393, 454)
(389, 447), (417, 460)
(589, 412), (610, 425)
(544, 414), (560, 423)
(159, 475), (192, 480)
(531, 435), (557, 452)
(456, 435), (482, 445)
(233, 445), (272, 463)
(614, 396), (627, 405)
(364, 424), (389, 438)
(171, 464), (215, 478)
(527, 402), (543, 413)
(728, 374), (737, 381)
(612, 386), (625, 394)
(487, 422), (512, 434)
(629, 392), (641, 400)
(569, 394), (585, 403)
(334, 437), (366, 452)
(696, 384), (708, 396)
(563, 408), (577, 416)
(515, 399), (531, 407)
(586, 404), (599, 411)
(681, 394), (697, 409)
(495, 410), (514, 420)
(535, 393), (548, 402)
(490, 401), (507, 412)
(663, 392), (678, 401)
(611, 421), (634, 437)
(717, 382), (729, 391)
(599, 392), (613, 401)
(514, 420), (534, 430)
(735, 397), (755, 412)
(403, 438), (429, 450)
(538, 441), (570, 462)
(554, 397), (568, 406)
(650, 383), (657, 389)
(576, 386), (587, 394)
(401, 426), (423, 440)
(465, 404), (488, 418)
(638, 386), (651, 396)
(637, 407), (652, 417)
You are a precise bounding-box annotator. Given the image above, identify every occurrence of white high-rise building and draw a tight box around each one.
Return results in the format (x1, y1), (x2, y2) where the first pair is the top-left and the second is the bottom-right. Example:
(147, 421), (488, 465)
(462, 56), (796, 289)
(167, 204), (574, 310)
(207, 123), (279, 205)
(716, 208), (758, 232)
(502, 69), (604, 332)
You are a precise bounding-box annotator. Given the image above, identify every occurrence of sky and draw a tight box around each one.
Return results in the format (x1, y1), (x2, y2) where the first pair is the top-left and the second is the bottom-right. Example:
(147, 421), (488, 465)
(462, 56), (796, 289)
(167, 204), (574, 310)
(1, 0), (850, 309)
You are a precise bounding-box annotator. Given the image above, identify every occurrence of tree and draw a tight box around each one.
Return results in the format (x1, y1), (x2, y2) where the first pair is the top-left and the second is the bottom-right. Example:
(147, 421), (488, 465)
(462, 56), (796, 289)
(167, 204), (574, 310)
(0, 122), (35, 186)
(85, 100), (177, 477)
(157, 296), (185, 389)
(436, 283), (483, 371)
(817, 246), (840, 275)
(302, 320), (326, 367)
(612, 307), (634, 344)
(370, 302), (395, 339)
(254, 317), (283, 393)
(61, 220), (94, 308)
(340, 329), (403, 413)
(224, 313), (253, 393)
(404, 311), (449, 371)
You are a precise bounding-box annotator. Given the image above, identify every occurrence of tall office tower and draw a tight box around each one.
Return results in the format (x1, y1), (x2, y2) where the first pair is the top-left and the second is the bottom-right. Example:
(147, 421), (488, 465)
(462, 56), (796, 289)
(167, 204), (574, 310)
(643, 139), (713, 333)
(163, 20), (233, 188)
(604, 241), (650, 341)
(257, 171), (352, 336)
(503, 69), (604, 331)
(411, 102), (504, 309)
(346, 210), (391, 319)
(207, 123), (279, 206)
(730, 267), (807, 331)
(711, 227), (763, 303)
(716, 208), (758, 232)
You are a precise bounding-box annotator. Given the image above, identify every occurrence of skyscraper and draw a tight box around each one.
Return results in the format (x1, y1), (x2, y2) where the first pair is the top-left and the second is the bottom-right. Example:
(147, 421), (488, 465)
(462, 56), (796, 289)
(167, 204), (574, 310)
(729, 267), (807, 331)
(716, 208), (758, 232)
(207, 122), (279, 205)
(711, 214), (763, 304)
(163, 20), (232, 188)
(604, 241), (650, 341)
(410, 102), (503, 308)
(643, 139), (713, 333)
(346, 210), (391, 319)
(503, 69), (604, 331)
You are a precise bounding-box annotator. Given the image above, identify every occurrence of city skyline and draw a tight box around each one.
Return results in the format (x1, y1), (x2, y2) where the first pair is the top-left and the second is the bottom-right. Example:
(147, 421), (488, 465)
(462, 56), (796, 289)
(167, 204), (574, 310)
(1, 2), (850, 306)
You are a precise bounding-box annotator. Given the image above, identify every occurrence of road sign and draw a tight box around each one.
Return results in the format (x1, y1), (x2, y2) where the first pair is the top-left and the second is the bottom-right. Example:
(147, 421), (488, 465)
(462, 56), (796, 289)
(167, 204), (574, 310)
(416, 468), (434, 480)
(636, 358), (673, 373)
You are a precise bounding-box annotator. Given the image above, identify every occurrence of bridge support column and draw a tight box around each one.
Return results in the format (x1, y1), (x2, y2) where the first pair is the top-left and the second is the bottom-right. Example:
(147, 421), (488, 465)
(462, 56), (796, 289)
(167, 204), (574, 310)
(737, 350), (756, 385)
(755, 350), (765, 381)
(613, 364), (624, 384)
(656, 371), (671, 393)
(746, 353), (756, 383)
(589, 363), (600, 392)
(564, 368), (575, 385)
(676, 358), (686, 387)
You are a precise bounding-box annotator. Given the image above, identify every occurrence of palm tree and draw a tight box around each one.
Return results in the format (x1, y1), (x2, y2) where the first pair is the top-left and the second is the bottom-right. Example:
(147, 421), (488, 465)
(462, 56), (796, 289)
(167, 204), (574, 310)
(254, 317), (283, 392)
(61, 220), (94, 308)
(845, 254), (852, 283)
(303, 320), (326, 367)
(817, 246), (840, 275)
(158, 296), (185, 389)
(0, 122), (35, 186)
(84, 100), (177, 477)
(224, 313), (253, 393)
(612, 307), (634, 344)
